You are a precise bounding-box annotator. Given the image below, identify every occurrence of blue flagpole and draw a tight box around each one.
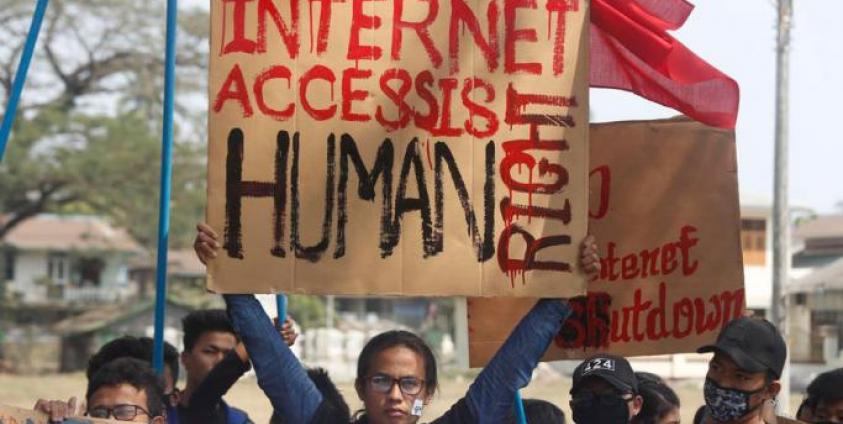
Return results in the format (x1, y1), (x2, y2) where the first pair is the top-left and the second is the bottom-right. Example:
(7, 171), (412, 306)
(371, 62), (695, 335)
(152, 0), (178, 375)
(514, 390), (528, 424)
(0, 0), (50, 162)
(275, 294), (288, 327)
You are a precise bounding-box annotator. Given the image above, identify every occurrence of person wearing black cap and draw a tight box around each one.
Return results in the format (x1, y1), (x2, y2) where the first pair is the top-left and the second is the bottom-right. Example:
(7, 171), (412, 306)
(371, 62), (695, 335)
(696, 316), (787, 424)
(796, 367), (843, 423)
(569, 354), (644, 423)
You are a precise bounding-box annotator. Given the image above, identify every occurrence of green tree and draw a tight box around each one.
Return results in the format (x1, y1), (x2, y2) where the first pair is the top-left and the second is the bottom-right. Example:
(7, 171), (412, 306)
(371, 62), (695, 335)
(0, 0), (210, 249)
(288, 295), (327, 329)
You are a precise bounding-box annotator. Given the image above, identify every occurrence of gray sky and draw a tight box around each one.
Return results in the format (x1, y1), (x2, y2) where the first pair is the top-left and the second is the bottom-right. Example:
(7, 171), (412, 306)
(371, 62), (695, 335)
(186, 0), (843, 213)
(591, 0), (843, 213)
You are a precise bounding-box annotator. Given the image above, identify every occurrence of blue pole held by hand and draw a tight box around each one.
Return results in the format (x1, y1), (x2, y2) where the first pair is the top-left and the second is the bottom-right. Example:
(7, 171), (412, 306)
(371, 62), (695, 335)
(152, 0), (179, 375)
(276, 294), (288, 327)
(0, 0), (50, 162)
(514, 390), (528, 424)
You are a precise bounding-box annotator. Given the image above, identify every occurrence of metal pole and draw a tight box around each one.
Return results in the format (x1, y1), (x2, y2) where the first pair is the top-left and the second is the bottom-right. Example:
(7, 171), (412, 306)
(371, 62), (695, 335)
(0, 0), (50, 162)
(772, 0), (792, 413)
(276, 294), (288, 324)
(152, 0), (179, 375)
(326, 295), (335, 328)
(514, 390), (528, 424)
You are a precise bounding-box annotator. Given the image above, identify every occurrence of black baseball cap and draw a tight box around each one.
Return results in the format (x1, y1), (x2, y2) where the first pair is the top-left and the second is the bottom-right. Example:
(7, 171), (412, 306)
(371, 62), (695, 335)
(571, 354), (638, 394)
(697, 317), (787, 379)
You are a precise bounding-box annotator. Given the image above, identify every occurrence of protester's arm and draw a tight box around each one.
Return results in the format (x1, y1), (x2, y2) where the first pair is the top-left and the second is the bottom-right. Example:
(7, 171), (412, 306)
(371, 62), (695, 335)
(440, 236), (599, 423)
(182, 316), (298, 410)
(180, 349), (250, 418)
(224, 294), (323, 424)
(456, 299), (572, 423)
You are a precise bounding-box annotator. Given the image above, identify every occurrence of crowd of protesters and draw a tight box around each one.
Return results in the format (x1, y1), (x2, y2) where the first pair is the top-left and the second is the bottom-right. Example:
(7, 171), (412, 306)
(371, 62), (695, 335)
(24, 225), (841, 423)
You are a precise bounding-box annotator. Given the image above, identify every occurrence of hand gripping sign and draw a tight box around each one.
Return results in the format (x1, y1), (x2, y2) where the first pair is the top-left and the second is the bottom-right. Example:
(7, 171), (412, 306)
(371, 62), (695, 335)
(0, 404), (120, 424)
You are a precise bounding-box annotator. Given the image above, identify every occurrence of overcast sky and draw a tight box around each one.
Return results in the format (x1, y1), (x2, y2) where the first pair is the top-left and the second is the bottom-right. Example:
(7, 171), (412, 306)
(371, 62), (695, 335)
(590, 0), (843, 213)
(183, 0), (843, 213)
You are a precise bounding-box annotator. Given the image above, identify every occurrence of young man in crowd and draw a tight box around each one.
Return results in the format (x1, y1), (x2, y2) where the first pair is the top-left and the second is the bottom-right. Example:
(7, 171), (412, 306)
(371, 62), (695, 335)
(175, 308), (252, 423)
(37, 310), (296, 423)
(569, 354), (644, 423)
(178, 309), (241, 408)
(696, 316), (787, 424)
(86, 335), (181, 404)
(35, 357), (166, 423)
(796, 368), (843, 423)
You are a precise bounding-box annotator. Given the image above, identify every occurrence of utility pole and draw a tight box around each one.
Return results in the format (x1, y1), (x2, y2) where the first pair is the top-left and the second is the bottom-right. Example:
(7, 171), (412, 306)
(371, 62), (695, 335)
(772, 0), (792, 413)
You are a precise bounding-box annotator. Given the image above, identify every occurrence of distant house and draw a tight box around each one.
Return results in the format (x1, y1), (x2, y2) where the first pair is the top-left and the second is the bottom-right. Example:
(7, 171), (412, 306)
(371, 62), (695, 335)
(52, 296), (221, 372)
(787, 215), (843, 364)
(129, 249), (206, 299)
(793, 214), (843, 274)
(740, 200), (773, 316)
(1, 214), (143, 304)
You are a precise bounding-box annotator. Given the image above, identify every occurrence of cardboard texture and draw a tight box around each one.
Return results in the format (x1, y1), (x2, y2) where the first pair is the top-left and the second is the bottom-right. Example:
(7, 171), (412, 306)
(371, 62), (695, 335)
(206, 0), (590, 296)
(468, 118), (745, 366)
(0, 405), (119, 424)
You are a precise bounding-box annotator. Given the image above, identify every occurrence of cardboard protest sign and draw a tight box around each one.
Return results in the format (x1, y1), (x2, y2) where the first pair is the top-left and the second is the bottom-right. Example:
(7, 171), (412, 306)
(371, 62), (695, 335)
(468, 118), (745, 366)
(0, 404), (119, 424)
(206, 1), (590, 296)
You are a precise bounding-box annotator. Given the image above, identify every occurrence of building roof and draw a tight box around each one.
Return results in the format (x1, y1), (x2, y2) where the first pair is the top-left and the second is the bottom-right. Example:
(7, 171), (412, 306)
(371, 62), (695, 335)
(167, 249), (205, 277)
(52, 294), (222, 336)
(130, 249), (205, 277)
(794, 215), (843, 240)
(0, 214), (143, 253)
(788, 257), (843, 294)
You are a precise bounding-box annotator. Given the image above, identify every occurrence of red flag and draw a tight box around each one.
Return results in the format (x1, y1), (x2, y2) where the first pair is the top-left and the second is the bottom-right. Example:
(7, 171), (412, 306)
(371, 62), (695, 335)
(590, 0), (740, 128)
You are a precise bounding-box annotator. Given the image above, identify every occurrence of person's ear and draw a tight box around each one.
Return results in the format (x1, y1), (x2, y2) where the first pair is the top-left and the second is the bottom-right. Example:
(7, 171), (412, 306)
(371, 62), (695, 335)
(152, 415), (166, 424)
(180, 350), (189, 366)
(422, 390), (433, 405)
(766, 381), (781, 400)
(631, 394), (644, 416)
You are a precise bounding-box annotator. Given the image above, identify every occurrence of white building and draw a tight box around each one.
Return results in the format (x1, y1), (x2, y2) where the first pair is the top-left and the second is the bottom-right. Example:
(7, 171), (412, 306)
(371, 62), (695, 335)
(1, 214), (143, 304)
(740, 198), (774, 316)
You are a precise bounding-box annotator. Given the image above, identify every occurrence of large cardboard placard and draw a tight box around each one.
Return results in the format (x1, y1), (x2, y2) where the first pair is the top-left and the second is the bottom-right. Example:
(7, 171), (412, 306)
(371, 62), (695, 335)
(207, 1), (590, 296)
(469, 119), (745, 366)
(0, 404), (118, 424)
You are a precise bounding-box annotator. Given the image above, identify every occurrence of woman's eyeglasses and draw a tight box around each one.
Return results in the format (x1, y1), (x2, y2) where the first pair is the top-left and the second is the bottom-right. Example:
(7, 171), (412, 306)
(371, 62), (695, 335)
(368, 374), (425, 396)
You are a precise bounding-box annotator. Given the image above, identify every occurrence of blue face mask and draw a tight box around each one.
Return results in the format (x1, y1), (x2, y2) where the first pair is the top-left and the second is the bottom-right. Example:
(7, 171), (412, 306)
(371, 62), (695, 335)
(704, 378), (767, 422)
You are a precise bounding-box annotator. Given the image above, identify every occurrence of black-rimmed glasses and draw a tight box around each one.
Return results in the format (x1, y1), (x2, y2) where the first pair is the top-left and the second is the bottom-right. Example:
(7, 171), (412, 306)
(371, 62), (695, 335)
(367, 374), (425, 396)
(87, 404), (151, 421)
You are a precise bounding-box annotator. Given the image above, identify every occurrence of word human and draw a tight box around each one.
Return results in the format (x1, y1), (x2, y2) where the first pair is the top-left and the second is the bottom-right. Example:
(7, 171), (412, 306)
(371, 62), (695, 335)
(223, 129), (496, 263)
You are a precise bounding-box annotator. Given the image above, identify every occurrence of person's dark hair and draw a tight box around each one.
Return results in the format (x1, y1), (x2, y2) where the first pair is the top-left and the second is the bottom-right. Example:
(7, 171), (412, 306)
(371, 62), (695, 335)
(86, 357), (165, 418)
(631, 372), (680, 424)
(87, 336), (179, 383)
(355, 330), (438, 397)
(271, 368), (351, 424)
(182, 309), (236, 352)
(806, 367), (843, 404)
(796, 367), (843, 420)
(692, 405), (707, 424)
(796, 397), (816, 422)
(505, 399), (566, 424)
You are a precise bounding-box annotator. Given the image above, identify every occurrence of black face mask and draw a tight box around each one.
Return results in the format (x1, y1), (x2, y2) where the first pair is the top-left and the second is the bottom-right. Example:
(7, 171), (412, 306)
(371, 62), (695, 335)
(571, 392), (631, 424)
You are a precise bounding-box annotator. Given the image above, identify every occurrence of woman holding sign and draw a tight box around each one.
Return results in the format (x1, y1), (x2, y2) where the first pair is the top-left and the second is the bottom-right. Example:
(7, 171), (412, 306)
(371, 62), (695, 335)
(196, 225), (599, 423)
